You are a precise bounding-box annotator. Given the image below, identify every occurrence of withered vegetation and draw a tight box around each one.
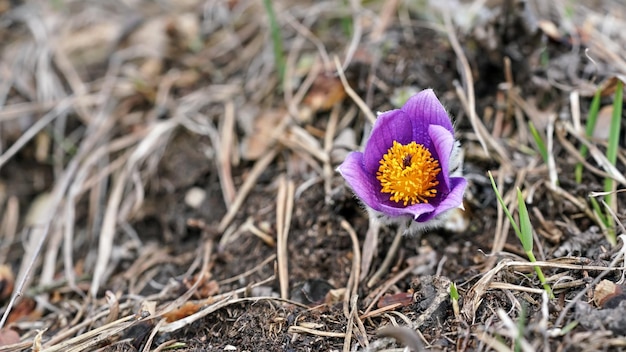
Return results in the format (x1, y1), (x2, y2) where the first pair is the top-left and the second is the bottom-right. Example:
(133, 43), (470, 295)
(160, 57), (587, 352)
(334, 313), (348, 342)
(1, 0), (626, 351)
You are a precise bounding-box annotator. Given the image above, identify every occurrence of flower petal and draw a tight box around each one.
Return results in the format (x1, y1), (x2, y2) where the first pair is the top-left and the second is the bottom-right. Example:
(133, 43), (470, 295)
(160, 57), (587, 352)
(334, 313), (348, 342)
(402, 89), (454, 143)
(416, 177), (467, 222)
(363, 109), (414, 172)
(337, 151), (438, 218)
(337, 151), (381, 206)
(371, 202), (436, 219)
(428, 124), (455, 193)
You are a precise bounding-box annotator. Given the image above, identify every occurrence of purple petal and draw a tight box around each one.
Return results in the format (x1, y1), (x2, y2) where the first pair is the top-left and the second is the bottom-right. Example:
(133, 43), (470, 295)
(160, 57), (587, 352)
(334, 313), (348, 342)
(338, 151), (438, 218)
(402, 89), (454, 143)
(416, 177), (467, 222)
(428, 124), (455, 192)
(376, 202), (436, 218)
(337, 151), (382, 207)
(363, 109), (413, 172)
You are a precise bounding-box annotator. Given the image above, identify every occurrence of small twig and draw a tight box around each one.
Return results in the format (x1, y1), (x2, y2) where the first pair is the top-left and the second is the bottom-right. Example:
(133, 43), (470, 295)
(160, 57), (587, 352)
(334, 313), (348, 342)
(341, 220), (361, 315)
(333, 56), (376, 125)
(218, 100), (237, 206)
(218, 147), (279, 233)
(367, 225), (404, 288)
(276, 176), (295, 300)
(342, 0), (363, 70)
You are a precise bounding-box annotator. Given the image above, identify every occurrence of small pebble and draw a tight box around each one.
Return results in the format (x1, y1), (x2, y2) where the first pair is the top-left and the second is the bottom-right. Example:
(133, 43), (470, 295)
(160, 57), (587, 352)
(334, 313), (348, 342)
(184, 187), (206, 209)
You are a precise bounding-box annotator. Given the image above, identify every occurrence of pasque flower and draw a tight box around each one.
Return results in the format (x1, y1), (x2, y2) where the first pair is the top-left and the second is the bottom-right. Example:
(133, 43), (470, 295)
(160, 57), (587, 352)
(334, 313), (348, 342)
(337, 89), (466, 231)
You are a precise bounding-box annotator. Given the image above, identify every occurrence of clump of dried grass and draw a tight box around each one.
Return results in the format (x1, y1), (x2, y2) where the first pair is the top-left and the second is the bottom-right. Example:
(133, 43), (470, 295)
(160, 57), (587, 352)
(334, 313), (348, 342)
(1, 0), (626, 351)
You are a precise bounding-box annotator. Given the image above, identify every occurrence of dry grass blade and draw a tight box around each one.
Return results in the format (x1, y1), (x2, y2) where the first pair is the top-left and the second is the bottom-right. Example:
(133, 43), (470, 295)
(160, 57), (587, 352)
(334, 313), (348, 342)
(218, 147), (279, 233)
(44, 315), (136, 352)
(0, 101), (71, 169)
(276, 176), (295, 300)
(462, 260), (508, 323)
(333, 56), (376, 125)
(92, 120), (178, 297)
(2, 0), (626, 350)
(218, 100), (237, 206)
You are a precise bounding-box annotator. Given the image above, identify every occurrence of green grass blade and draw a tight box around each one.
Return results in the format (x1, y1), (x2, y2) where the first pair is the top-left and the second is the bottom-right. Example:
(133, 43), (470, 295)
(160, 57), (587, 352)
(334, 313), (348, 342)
(488, 171), (522, 239)
(603, 80), (623, 246)
(263, 0), (286, 84)
(526, 251), (554, 298)
(575, 89), (602, 183)
(516, 188), (534, 252)
(528, 121), (548, 164)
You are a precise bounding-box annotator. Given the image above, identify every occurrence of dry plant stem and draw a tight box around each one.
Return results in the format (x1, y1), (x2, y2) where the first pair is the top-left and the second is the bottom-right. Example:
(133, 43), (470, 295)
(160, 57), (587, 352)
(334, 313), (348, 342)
(0, 101), (71, 169)
(486, 169), (509, 270)
(570, 90), (581, 136)
(218, 147), (279, 233)
(557, 123), (626, 183)
(142, 319), (164, 352)
(360, 217), (380, 281)
(92, 120), (178, 297)
(283, 12), (331, 69)
(333, 56), (376, 125)
(157, 239), (213, 317)
(363, 262), (418, 316)
(545, 182), (598, 224)
(104, 291), (120, 324)
(288, 326), (346, 338)
(443, 10), (490, 156)
(218, 254), (277, 285)
(276, 176), (295, 300)
(488, 282), (546, 294)
(342, 0), (362, 70)
(323, 103), (341, 203)
(546, 116), (558, 187)
(160, 295), (307, 334)
(152, 340), (179, 352)
(360, 303), (402, 320)
(369, 0), (400, 42)
(343, 295), (358, 352)
(370, 230), (410, 290)
(367, 225), (404, 288)
(341, 220), (361, 303)
(218, 100), (237, 206)
(0, 119), (98, 329)
(0, 197), (18, 263)
(44, 315), (137, 352)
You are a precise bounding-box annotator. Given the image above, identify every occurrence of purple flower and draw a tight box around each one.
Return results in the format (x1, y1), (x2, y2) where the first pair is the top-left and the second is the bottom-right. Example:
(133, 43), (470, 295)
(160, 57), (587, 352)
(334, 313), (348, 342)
(337, 89), (466, 227)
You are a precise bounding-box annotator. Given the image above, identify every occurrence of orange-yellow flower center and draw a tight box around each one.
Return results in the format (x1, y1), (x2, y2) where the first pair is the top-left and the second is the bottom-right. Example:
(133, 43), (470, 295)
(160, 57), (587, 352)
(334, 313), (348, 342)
(376, 141), (441, 206)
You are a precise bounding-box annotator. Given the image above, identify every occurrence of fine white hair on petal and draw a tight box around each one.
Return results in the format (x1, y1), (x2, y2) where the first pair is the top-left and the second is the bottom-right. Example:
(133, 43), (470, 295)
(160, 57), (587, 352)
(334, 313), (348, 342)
(365, 206), (455, 236)
(449, 140), (463, 177)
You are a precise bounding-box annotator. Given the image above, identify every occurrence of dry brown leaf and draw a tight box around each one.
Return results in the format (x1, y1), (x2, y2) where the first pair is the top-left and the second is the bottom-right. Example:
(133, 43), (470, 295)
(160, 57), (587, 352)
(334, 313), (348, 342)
(303, 73), (346, 112)
(377, 292), (414, 309)
(0, 265), (14, 301)
(7, 297), (38, 324)
(163, 301), (202, 322)
(240, 109), (283, 160)
(183, 275), (220, 298)
(0, 328), (20, 346)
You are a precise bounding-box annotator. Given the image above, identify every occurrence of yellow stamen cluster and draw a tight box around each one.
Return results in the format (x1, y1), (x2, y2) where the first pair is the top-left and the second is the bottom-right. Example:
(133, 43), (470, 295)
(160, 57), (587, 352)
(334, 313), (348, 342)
(376, 141), (441, 206)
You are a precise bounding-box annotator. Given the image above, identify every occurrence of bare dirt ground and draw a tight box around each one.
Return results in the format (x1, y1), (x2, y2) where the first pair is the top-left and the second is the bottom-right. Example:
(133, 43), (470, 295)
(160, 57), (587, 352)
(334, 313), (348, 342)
(1, 0), (626, 351)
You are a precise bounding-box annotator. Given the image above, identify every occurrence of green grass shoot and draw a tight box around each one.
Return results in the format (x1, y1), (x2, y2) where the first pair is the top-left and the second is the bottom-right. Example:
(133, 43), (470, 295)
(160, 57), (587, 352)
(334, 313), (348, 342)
(575, 89), (602, 183)
(528, 121), (548, 164)
(263, 0), (286, 85)
(602, 79), (623, 245)
(488, 171), (554, 298)
(449, 282), (459, 300)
